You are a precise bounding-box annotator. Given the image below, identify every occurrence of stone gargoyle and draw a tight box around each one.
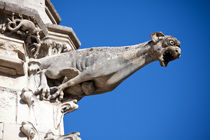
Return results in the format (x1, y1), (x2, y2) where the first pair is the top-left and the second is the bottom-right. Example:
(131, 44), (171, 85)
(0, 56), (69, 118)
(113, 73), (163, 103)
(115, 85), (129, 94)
(31, 32), (181, 101)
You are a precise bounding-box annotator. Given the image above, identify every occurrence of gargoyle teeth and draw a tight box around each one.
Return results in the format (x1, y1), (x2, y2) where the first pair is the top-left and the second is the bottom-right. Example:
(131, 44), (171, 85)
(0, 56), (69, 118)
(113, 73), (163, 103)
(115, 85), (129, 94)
(162, 50), (174, 66)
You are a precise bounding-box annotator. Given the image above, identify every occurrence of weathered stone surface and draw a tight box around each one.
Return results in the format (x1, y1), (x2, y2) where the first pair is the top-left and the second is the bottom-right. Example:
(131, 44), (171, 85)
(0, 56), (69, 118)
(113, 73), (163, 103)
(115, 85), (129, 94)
(31, 32), (181, 101)
(0, 0), (82, 139)
(0, 35), (25, 75)
(0, 0), (181, 140)
(3, 123), (27, 140)
(0, 87), (17, 123)
(0, 73), (27, 90)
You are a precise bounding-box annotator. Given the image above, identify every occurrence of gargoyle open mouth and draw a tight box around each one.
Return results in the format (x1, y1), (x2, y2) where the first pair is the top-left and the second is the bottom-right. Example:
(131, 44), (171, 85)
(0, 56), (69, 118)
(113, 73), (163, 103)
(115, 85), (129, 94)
(162, 50), (175, 66)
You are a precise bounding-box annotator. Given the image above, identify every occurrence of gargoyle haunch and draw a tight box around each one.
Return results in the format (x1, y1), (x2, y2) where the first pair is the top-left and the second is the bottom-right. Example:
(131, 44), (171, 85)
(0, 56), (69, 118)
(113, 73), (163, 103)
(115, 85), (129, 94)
(29, 32), (181, 101)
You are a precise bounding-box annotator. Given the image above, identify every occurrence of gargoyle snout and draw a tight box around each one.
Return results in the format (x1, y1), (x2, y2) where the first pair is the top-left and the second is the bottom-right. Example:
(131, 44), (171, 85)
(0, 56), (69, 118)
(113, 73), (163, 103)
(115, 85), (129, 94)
(174, 47), (181, 58)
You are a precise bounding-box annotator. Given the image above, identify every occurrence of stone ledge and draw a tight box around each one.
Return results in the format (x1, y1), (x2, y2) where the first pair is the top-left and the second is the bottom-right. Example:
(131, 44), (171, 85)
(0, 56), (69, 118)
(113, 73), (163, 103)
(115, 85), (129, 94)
(45, 0), (61, 24)
(46, 23), (81, 49)
(0, 55), (24, 75)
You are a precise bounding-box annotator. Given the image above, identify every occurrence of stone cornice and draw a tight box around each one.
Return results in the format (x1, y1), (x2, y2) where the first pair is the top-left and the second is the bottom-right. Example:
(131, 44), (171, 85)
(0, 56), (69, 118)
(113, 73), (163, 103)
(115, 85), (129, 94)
(45, 0), (61, 24)
(46, 23), (81, 49)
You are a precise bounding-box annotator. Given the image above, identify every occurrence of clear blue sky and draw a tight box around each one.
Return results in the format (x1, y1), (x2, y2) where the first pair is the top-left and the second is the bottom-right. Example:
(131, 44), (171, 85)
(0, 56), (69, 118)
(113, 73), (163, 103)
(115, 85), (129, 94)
(51, 0), (210, 140)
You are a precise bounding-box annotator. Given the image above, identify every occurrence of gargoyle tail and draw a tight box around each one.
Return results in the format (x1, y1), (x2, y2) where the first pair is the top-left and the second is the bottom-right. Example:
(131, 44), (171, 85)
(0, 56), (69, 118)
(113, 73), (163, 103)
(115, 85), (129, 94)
(7, 21), (22, 32)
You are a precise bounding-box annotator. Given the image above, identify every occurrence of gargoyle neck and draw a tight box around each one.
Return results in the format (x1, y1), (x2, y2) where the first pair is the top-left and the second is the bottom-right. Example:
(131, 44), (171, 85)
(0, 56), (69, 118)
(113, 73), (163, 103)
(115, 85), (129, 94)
(125, 41), (158, 71)
(128, 41), (157, 62)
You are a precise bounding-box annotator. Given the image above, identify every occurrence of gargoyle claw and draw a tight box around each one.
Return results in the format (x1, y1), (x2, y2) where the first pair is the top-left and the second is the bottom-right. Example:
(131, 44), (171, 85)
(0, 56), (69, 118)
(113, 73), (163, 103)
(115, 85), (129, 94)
(34, 86), (50, 100)
(49, 87), (64, 101)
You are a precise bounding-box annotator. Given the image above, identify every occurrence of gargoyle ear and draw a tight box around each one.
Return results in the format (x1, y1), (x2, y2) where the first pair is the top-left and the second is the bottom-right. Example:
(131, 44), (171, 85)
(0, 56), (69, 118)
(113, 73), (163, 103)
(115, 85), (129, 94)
(150, 32), (165, 43)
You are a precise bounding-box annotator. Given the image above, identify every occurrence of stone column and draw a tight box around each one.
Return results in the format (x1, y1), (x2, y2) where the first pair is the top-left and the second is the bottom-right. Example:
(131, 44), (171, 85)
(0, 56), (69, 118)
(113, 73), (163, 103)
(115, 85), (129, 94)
(0, 0), (81, 139)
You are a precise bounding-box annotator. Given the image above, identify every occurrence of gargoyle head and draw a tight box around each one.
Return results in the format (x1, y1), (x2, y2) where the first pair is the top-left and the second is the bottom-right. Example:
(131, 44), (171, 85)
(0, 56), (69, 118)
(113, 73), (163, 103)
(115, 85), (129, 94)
(150, 32), (181, 67)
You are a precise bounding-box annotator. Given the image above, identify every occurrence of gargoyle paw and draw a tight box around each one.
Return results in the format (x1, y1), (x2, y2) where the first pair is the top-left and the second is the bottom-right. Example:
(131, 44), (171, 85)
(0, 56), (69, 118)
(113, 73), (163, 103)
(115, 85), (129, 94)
(35, 85), (50, 100)
(49, 87), (64, 101)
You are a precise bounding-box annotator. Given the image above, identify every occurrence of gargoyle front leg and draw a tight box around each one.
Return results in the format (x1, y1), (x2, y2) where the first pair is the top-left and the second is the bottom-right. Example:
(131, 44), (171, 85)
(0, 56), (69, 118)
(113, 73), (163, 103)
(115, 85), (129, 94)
(50, 74), (84, 101)
(49, 86), (64, 101)
(35, 70), (50, 100)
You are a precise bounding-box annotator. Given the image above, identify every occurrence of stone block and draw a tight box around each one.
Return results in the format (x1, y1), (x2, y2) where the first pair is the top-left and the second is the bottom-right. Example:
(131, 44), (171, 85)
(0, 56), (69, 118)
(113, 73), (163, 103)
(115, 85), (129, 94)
(0, 35), (25, 76)
(0, 88), (17, 123)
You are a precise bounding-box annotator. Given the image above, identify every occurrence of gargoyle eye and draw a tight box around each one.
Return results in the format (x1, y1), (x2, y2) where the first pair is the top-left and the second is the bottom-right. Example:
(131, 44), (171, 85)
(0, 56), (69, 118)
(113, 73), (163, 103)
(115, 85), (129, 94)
(169, 40), (175, 46)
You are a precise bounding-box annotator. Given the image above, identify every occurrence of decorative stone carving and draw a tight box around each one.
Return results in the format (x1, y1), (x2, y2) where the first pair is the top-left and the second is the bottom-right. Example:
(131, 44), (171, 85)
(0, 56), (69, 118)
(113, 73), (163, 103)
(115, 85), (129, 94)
(27, 60), (42, 94)
(7, 13), (41, 58)
(31, 32), (181, 101)
(44, 132), (81, 140)
(21, 121), (81, 140)
(0, 1), (84, 140)
(21, 89), (35, 108)
(59, 99), (78, 114)
(0, 1), (182, 139)
(21, 121), (40, 140)
(55, 99), (78, 129)
(7, 14), (39, 36)
(47, 41), (71, 56)
(37, 39), (72, 58)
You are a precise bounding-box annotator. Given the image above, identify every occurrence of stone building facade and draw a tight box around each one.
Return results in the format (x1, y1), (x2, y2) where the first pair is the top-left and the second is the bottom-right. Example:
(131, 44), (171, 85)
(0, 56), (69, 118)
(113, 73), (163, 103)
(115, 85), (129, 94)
(0, 0), (81, 139)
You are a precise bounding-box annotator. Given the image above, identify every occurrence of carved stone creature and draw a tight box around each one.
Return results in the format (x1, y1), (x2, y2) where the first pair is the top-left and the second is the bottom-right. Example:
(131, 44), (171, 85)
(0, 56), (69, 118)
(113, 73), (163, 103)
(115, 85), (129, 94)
(7, 14), (39, 35)
(33, 32), (181, 101)
(7, 13), (41, 58)
(21, 121), (39, 140)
